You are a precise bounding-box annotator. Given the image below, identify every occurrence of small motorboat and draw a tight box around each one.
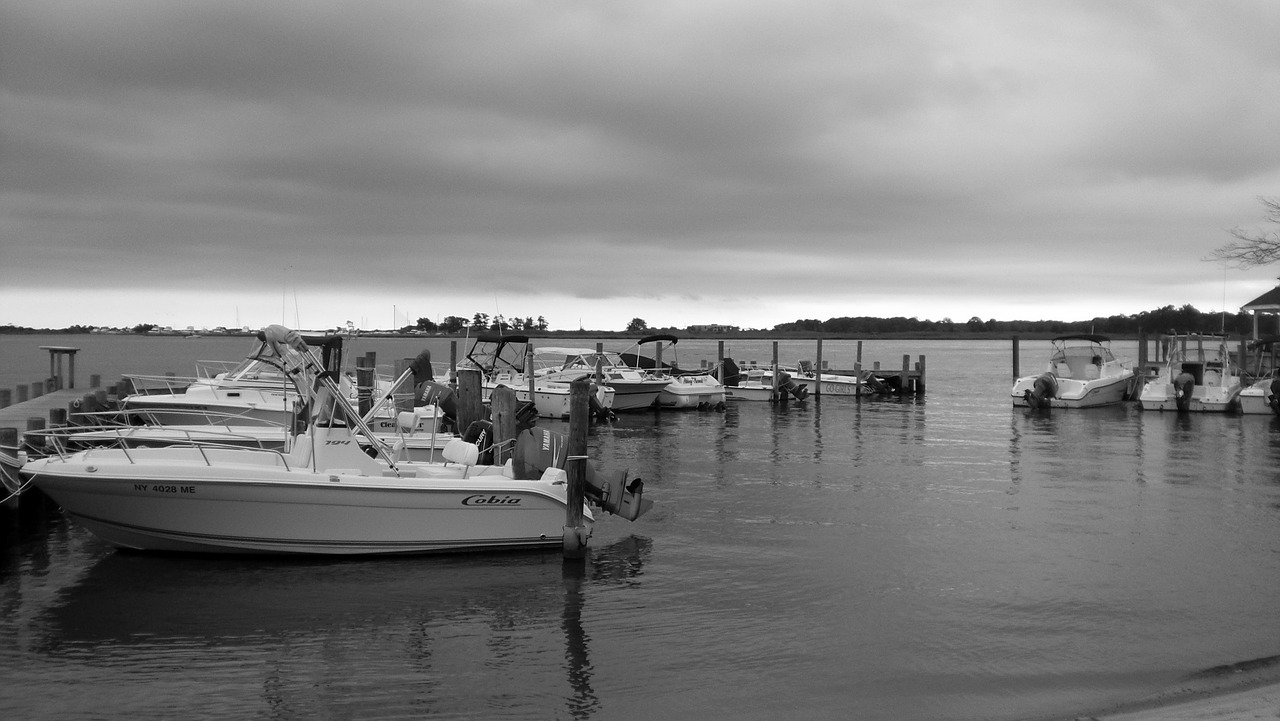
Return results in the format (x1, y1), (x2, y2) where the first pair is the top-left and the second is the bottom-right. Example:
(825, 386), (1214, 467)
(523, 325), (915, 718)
(1011, 334), (1137, 409)
(1138, 334), (1242, 413)
(460, 334), (614, 420)
(714, 358), (808, 402)
(617, 334), (725, 410)
(1237, 336), (1280, 416)
(534, 347), (670, 411)
(21, 325), (651, 556)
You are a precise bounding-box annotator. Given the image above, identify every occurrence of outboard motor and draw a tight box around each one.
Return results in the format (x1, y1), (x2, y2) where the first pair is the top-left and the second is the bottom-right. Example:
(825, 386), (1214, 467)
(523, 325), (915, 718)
(588, 382), (616, 422)
(1173, 371), (1196, 412)
(512, 428), (652, 521)
(417, 380), (457, 431)
(776, 371), (809, 401)
(1269, 379), (1280, 416)
(461, 419), (494, 465)
(1027, 372), (1057, 409)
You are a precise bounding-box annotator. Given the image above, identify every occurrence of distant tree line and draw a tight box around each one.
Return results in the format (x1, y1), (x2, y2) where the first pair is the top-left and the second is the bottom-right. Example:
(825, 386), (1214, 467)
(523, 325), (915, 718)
(409, 313), (550, 335)
(773, 304), (1255, 337)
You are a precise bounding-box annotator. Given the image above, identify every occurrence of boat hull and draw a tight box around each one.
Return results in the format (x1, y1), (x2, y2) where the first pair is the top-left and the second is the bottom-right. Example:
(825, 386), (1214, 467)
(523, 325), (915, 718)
(657, 376), (725, 409)
(1010, 374), (1134, 409)
(1138, 383), (1242, 413)
(24, 450), (581, 555)
(1237, 383), (1278, 415)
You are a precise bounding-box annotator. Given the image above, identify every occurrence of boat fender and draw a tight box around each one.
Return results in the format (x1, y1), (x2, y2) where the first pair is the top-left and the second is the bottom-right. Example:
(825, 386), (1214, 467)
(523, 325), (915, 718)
(1028, 373), (1057, 408)
(462, 419), (494, 465)
(1269, 379), (1280, 416)
(1173, 372), (1196, 412)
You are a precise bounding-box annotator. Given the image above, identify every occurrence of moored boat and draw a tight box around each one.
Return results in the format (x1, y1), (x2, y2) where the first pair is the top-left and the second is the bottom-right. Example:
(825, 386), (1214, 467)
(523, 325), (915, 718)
(20, 325), (651, 556)
(1138, 334), (1243, 413)
(460, 335), (614, 420)
(534, 347), (670, 411)
(617, 334), (725, 410)
(1238, 336), (1280, 416)
(1011, 334), (1137, 409)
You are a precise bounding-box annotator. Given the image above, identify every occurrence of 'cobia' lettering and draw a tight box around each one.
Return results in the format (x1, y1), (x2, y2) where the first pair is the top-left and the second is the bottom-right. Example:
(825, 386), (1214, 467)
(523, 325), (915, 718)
(462, 495), (523, 506)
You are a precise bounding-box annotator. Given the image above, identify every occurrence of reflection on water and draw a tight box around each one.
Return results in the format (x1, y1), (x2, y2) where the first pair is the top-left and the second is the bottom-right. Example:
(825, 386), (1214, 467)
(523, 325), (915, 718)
(2, 339), (1279, 720)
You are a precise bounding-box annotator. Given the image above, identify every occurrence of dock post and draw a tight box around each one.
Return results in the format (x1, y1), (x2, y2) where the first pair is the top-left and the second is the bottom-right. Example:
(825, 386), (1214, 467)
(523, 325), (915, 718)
(450, 341), (458, 381)
(490, 386), (518, 465)
(1012, 336), (1020, 381)
(771, 341), (780, 401)
(455, 368), (484, 435)
(814, 338), (823, 398)
(563, 378), (590, 561)
(917, 355), (927, 394)
(355, 357), (375, 417)
(717, 341), (725, 386)
(0, 390), (9, 409)
(902, 355), (911, 394)
(526, 345), (536, 400)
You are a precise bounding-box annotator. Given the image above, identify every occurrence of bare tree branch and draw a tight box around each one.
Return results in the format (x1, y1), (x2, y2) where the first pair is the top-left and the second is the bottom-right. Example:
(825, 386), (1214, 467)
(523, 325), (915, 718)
(1207, 196), (1280, 267)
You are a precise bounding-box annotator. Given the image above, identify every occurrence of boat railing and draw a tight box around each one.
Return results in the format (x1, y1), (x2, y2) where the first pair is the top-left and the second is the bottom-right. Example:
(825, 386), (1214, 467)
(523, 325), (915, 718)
(122, 373), (200, 395)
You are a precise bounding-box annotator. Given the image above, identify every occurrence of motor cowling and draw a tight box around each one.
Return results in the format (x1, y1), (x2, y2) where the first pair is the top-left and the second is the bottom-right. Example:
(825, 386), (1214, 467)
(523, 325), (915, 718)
(1027, 373), (1057, 409)
(1173, 372), (1196, 412)
(1269, 379), (1280, 416)
(776, 371), (809, 401)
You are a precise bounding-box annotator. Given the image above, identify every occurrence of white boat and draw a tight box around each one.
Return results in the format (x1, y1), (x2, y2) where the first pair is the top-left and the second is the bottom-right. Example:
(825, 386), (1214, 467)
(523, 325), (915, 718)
(790, 360), (882, 397)
(618, 334), (725, 410)
(714, 358), (808, 402)
(460, 335), (615, 420)
(1138, 334), (1243, 413)
(21, 325), (651, 556)
(534, 347), (670, 411)
(1238, 336), (1280, 416)
(1011, 334), (1137, 409)
(119, 333), (358, 427)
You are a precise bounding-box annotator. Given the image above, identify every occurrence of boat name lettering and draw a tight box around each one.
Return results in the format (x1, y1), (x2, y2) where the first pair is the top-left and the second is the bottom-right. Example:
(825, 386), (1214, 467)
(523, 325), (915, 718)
(324, 440), (352, 446)
(134, 484), (196, 494)
(462, 494), (523, 506)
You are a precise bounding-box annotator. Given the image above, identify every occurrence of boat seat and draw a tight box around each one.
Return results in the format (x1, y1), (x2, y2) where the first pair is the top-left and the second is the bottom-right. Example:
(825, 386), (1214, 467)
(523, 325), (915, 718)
(442, 439), (480, 477)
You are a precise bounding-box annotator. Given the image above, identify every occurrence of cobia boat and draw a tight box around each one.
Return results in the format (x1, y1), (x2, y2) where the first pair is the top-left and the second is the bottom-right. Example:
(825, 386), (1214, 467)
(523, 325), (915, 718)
(534, 347), (670, 411)
(1138, 334), (1243, 413)
(1011, 334), (1137, 409)
(617, 334), (725, 410)
(21, 325), (651, 555)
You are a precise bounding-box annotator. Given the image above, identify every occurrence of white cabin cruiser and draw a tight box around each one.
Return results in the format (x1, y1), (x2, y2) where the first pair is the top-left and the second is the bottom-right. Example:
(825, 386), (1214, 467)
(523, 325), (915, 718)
(534, 347), (670, 411)
(1011, 334), (1136, 409)
(1138, 334), (1243, 413)
(1238, 336), (1280, 416)
(22, 325), (650, 556)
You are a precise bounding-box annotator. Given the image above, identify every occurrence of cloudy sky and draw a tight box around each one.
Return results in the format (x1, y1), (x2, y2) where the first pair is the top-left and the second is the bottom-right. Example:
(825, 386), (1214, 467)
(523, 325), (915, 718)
(3, 1), (1279, 332)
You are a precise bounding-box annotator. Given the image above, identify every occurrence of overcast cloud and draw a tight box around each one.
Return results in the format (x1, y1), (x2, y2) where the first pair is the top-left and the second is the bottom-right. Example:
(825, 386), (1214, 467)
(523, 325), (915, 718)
(3, 1), (1279, 331)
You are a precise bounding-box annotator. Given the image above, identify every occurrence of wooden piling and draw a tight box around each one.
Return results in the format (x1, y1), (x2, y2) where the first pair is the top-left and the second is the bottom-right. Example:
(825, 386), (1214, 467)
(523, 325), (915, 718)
(563, 378), (590, 561)
(355, 358), (375, 417)
(490, 385), (518, 465)
(455, 368), (484, 434)
(1012, 336), (1020, 381)
(815, 338), (823, 398)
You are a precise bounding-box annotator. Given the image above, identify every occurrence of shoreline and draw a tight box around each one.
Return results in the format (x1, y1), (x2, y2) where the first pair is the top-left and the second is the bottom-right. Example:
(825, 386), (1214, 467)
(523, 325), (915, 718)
(1060, 655), (1280, 721)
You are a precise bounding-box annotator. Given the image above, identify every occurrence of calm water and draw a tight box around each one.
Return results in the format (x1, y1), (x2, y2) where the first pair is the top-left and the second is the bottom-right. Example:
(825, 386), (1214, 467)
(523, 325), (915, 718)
(2, 335), (1279, 720)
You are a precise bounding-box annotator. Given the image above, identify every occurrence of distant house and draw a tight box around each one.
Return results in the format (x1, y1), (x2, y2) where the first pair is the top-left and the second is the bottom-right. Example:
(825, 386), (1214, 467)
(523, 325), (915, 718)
(686, 324), (740, 334)
(1241, 283), (1280, 339)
